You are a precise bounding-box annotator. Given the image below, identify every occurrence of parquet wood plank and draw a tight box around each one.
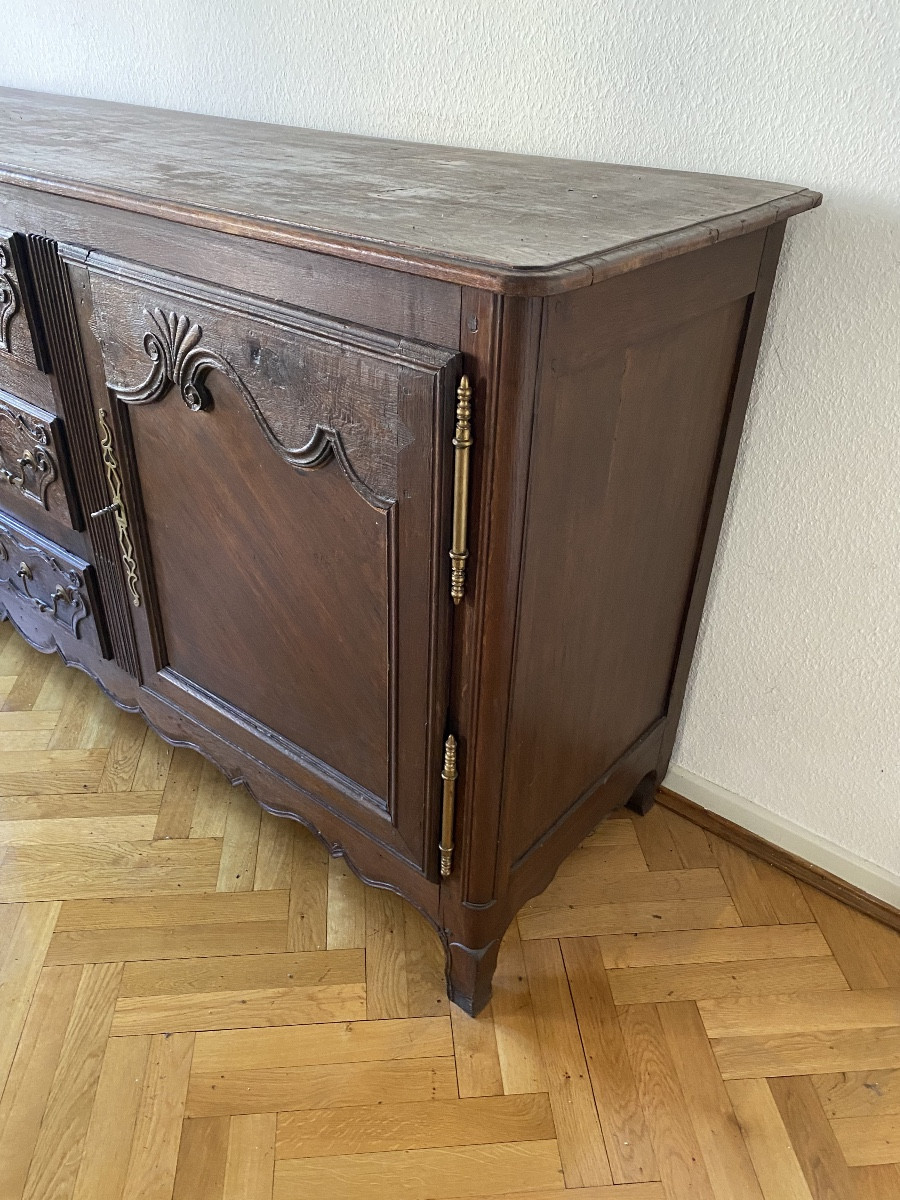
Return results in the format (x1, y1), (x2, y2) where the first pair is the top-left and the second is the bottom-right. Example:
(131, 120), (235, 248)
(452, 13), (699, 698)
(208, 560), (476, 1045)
(187, 1055), (459, 1117)
(709, 834), (782, 925)
(275, 1093), (555, 1158)
(404, 904), (448, 1017)
(286, 823), (327, 948)
(0, 900), (61, 1096)
(254, 811), (295, 892)
(657, 1000), (764, 1200)
(0, 791), (162, 820)
(131, 730), (173, 793)
(191, 1015), (453, 1073)
(598, 923), (830, 969)
(0, 729), (53, 751)
(21, 961), (122, 1200)
(223, 1112), (275, 1200)
(712, 1027), (900, 1080)
(801, 885), (900, 989)
(725, 1077), (815, 1200)
(518, 897), (742, 940)
(0, 710), (60, 729)
(450, 1000), (504, 1097)
(522, 937), (613, 1187)
(851, 1164), (900, 1200)
(366, 885), (410, 1019)
(45, 672), (103, 751)
(172, 1117), (230, 1200)
(190, 761), (233, 839)
(325, 854), (367, 949)
(0, 838), (221, 901)
(71, 1035), (151, 1200)
(561, 936), (659, 1185)
(630, 805), (684, 871)
(438, 1189), (665, 1200)
(608, 957), (848, 1005)
(618, 1003), (716, 1200)
(33, 660), (72, 711)
(217, 788), (261, 892)
(660, 806), (716, 868)
(1, 650), (50, 712)
(522, 867), (730, 914)
(112, 983), (368, 1034)
(55, 889), (289, 930)
(96, 709), (147, 793)
(768, 1075), (856, 1200)
(491, 920), (548, 1095)
(0, 965), (82, 1200)
(0, 814), (157, 845)
(119, 947), (365, 997)
(0, 749), (107, 797)
(154, 747), (203, 841)
(121, 1031), (195, 1200)
(812, 1069), (900, 1118)
(272, 1139), (565, 1200)
(698, 989), (900, 1037)
(46, 918), (288, 965)
(831, 1115), (900, 1167)
(750, 858), (814, 923)
(555, 842), (651, 878)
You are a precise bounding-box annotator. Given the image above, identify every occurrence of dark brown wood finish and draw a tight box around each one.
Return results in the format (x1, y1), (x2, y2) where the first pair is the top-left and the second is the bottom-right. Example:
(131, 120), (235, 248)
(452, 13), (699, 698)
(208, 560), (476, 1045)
(0, 87), (821, 1012)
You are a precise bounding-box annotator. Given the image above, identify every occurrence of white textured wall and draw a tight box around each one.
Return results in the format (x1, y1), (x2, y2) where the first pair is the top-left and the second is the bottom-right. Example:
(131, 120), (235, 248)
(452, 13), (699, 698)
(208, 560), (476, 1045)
(2, 2), (898, 875)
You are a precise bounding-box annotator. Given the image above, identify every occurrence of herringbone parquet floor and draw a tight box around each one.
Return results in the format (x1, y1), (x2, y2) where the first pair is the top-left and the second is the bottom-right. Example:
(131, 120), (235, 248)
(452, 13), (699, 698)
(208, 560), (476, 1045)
(1, 623), (899, 1200)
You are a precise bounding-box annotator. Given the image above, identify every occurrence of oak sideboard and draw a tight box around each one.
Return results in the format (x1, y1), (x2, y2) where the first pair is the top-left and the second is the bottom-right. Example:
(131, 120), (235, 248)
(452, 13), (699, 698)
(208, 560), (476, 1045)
(0, 88), (820, 1011)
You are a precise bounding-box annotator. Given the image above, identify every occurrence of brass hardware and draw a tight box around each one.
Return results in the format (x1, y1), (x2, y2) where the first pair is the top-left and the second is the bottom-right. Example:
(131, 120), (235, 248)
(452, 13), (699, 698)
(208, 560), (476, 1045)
(439, 734), (458, 878)
(17, 561), (32, 582)
(96, 407), (141, 607)
(449, 375), (473, 604)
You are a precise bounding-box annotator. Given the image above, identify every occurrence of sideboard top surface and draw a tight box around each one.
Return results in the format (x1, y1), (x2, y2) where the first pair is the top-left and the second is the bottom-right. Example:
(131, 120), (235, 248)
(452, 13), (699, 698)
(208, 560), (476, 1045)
(0, 87), (821, 293)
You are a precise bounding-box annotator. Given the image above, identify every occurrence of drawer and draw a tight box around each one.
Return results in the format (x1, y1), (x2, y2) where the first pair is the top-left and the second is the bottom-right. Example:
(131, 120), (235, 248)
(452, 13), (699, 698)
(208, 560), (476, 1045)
(0, 229), (56, 410)
(0, 511), (109, 658)
(0, 389), (79, 528)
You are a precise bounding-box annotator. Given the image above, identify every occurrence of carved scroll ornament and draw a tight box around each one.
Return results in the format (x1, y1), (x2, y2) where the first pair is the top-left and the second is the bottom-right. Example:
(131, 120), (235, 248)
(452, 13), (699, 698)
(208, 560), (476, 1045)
(106, 306), (374, 492)
(0, 244), (19, 354)
(0, 399), (59, 509)
(0, 528), (90, 639)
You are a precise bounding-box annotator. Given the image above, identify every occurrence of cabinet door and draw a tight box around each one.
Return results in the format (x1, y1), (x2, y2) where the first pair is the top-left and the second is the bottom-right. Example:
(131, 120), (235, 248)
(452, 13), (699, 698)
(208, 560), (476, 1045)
(83, 256), (459, 873)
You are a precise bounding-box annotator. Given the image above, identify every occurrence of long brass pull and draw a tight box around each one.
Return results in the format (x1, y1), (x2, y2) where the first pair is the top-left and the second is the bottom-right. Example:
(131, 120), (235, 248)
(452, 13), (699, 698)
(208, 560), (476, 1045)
(449, 375), (473, 604)
(96, 407), (141, 607)
(439, 734), (458, 878)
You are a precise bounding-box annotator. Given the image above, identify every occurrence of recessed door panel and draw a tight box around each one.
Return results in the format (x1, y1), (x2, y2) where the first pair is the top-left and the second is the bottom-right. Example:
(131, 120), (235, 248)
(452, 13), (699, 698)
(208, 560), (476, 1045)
(85, 256), (458, 871)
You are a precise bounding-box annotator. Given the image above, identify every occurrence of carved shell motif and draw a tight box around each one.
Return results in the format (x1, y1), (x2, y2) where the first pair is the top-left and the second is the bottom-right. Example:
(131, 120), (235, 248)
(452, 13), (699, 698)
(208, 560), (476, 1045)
(0, 245), (19, 355)
(110, 308), (229, 411)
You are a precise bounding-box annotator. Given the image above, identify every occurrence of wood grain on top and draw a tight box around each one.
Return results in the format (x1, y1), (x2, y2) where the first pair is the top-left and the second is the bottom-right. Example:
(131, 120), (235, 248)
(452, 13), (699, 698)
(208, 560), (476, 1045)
(0, 88), (821, 291)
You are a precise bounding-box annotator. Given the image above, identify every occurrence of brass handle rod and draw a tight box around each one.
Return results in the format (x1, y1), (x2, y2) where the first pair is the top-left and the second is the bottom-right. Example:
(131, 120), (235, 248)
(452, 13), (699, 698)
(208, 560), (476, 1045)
(449, 376), (473, 604)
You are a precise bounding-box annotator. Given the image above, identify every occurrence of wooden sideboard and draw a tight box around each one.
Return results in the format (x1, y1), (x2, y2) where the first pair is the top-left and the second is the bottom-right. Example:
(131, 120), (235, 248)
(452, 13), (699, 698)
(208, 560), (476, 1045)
(0, 88), (820, 1012)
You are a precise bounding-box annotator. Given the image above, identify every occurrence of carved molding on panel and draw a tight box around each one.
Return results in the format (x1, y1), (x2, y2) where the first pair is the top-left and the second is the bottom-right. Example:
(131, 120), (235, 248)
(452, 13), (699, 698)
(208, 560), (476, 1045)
(0, 398), (59, 508)
(0, 244), (19, 354)
(0, 527), (90, 639)
(106, 305), (382, 499)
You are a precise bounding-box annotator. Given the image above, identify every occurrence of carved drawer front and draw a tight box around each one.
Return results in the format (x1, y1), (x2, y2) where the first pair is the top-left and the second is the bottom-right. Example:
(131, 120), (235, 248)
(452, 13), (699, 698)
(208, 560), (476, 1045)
(0, 230), (55, 411)
(0, 390), (78, 528)
(0, 511), (108, 658)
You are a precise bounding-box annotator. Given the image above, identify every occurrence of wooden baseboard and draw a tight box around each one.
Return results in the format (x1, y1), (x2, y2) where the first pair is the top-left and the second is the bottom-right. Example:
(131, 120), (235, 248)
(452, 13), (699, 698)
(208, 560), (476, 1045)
(659, 786), (900, 933)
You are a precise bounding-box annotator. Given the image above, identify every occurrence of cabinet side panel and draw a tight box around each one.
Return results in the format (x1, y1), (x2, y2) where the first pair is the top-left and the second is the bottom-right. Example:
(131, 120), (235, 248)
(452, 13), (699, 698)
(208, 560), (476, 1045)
(503, 234), (762, 866)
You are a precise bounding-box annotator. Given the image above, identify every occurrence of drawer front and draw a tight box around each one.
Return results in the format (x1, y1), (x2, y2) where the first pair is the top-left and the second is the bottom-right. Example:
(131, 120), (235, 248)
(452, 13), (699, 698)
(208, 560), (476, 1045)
(0, 390), (79, 528)
(0, 511), (108, 657)
(82, 253), (459, 873)
(0, 230), (56, 411)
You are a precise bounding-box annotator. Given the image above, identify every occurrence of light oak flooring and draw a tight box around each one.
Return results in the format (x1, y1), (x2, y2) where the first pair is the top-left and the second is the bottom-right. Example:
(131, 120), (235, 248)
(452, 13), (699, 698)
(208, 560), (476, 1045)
(1, 624), (899, 1200)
